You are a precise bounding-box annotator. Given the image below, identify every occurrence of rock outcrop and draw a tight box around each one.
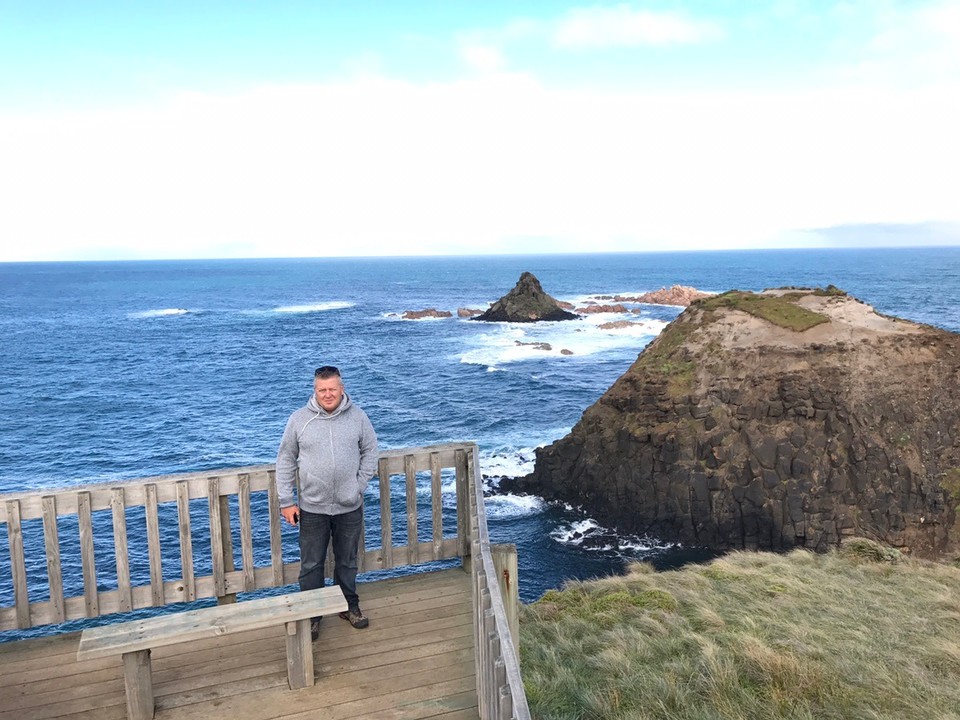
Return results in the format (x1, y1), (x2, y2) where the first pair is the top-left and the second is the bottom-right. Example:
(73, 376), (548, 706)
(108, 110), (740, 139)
(635, 285), (711, 306)
(575, 303), (629, 314)
(592, 285), (710, 306)
(508, 288), (960, 559)
(401, 308), (452, 320)
(473, 272), (578, 323)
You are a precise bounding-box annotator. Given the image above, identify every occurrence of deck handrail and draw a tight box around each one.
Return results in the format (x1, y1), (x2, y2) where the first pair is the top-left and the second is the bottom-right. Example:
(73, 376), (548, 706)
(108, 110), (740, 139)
(466, 445), (532, 720)
(0, 442), (530, 718)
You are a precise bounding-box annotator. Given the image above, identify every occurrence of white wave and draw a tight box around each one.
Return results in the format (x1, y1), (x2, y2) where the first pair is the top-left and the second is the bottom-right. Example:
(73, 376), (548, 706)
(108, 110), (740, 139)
(551, 518), (602, 545)
(274, 301), (354, 313)
(457, 315), (666, 367)
(129, 308), (190, 318)
(483, 493), (546, 519)
(551, 517), (676, 555)
(381, 311), (453, 321)
(480, 447), (538, 479)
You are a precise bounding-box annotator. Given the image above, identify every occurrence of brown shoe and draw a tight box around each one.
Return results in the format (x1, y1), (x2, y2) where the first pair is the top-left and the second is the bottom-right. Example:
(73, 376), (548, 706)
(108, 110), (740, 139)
(339, 608), (369, 629)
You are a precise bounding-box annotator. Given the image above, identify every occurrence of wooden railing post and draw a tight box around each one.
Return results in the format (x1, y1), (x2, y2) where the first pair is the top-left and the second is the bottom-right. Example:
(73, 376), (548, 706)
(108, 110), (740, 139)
(216, 483), (237, 605)
(491, 544), (520, 649)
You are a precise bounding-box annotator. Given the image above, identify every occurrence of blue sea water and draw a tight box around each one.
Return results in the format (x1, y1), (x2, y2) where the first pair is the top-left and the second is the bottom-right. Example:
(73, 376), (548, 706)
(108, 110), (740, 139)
(2, 248), (960, 639)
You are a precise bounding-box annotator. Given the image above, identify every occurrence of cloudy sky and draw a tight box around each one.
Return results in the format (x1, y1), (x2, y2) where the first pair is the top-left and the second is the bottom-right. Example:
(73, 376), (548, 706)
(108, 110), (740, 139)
(1, 1), (958, 262)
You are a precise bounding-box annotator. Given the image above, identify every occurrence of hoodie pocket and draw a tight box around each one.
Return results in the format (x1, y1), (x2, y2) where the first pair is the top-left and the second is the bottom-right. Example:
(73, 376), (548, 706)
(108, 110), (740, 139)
(336, 478), (362, 506)
(303, 471), (336, 506)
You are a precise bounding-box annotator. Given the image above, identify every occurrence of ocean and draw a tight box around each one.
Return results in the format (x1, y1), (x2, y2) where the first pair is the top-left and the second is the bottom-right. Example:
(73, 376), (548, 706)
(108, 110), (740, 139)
(2, 247), (959, 640)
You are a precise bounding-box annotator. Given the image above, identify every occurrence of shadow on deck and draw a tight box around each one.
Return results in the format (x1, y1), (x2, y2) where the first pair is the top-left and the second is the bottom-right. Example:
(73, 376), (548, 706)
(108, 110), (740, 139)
(0, 568), (478, 720)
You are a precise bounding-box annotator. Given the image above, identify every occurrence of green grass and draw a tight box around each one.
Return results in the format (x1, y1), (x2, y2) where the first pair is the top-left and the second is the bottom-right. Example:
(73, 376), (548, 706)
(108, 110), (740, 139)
(634, 316), (698, 396)
(520, 542), (960, 719)
(697, 291), (830, 332)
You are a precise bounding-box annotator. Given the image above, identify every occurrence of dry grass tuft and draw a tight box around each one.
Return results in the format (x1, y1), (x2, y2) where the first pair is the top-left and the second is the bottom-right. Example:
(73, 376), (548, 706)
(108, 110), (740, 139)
(520, 544), (960, 719)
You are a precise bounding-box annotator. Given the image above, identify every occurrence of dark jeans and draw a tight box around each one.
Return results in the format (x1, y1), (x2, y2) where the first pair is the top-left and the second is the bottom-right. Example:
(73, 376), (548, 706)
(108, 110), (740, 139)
(298, 505), (364, 616)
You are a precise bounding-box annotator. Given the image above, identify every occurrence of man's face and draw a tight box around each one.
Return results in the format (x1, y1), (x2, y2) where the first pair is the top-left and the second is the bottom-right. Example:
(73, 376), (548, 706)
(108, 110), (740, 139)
(314, 376), (344, 413)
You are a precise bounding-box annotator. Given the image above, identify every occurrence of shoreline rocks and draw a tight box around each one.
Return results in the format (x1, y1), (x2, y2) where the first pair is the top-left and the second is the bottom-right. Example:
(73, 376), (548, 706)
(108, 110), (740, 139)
(400, 308), (452, 320)
(392, 278), (711, 322)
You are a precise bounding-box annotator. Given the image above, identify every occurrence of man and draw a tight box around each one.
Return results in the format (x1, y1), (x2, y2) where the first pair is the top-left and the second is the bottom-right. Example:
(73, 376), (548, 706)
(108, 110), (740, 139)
(276, 365), (378, 638)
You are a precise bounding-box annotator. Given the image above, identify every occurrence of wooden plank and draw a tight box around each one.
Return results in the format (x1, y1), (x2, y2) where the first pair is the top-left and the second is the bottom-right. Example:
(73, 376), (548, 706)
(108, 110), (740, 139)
(41, 495), (66, 624)
(404, 454), (419, 565)
(208, 477), (226, 598)
(0, 464), (279, 520)
(77, 491), (99, 618)
(377, 443), (471, 475)
(218, 491), (235, 603)
(154, 659), (476, 720)
(266, 472), (283, 587)
(5, 499), (30, 629)
(110, 488), (132, 612)
(0, 569), (479, 720)
(491, 544), (519, 649)
(76, 586), (347, 661)
(357, 503), (367, 573)
(378, 458), (393, 570)
(156, 644), (476, 713)
(284, 619), (313, 689)
(144, 484), (164, 607)
(176, 480), (195, 602)
(238, 474), (255, 592)
(430, 452), (443, 560)
(121, 649), (154, 720)
(455, 449), (470, 560)
(149, 606), (473, 694)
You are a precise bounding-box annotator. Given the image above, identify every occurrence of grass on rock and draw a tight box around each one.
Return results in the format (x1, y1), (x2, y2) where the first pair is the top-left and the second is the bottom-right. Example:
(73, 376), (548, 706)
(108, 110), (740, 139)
(698, 291), (830, 332)
(520, 541), (960, 719)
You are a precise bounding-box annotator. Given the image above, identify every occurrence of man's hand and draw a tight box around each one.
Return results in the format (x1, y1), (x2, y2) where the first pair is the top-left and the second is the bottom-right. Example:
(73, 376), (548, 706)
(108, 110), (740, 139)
(281, 505), (300, 526)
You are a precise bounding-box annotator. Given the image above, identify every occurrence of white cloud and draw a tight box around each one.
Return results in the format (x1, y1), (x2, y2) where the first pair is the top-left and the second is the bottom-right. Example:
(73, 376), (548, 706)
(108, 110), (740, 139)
(459, 42), (508, 74)
(552, 4), (722, 48)
(0, 72), (957, 262)
(837, 0), (960, 87)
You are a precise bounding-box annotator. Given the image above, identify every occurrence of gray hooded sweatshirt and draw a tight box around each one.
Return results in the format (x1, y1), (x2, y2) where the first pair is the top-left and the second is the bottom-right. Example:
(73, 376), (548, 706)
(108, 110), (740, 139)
(275, 392), (378, 515)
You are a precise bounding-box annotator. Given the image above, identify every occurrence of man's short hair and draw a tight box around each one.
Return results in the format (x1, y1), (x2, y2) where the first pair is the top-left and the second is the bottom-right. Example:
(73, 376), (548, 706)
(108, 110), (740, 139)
(314, 365), (341, 380)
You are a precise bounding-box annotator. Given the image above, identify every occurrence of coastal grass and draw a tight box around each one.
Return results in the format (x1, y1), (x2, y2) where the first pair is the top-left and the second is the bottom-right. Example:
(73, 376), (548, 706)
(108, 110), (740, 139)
(519, 541), (960, 719)
(636, 315), (698, 395)
(699, 291), (830, 332)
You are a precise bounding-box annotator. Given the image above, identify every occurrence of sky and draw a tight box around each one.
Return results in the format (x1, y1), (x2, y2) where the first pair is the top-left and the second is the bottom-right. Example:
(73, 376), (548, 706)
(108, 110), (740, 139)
(1, 1), (958, 262)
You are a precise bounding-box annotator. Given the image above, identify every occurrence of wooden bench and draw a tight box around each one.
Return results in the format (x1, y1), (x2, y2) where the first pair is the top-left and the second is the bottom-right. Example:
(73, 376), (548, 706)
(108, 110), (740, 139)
(76, 586), (347, 720)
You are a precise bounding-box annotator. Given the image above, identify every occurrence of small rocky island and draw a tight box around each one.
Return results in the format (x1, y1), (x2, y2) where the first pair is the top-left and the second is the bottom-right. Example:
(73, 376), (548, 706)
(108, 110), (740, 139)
(472, 272), (578, 322)
(507, 287), (960, 559)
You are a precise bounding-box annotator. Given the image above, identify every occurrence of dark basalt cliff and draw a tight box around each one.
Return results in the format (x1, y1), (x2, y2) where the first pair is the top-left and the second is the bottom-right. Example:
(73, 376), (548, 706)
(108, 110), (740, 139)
(473, 272), (578, 322)
(510, 288), (960, 558)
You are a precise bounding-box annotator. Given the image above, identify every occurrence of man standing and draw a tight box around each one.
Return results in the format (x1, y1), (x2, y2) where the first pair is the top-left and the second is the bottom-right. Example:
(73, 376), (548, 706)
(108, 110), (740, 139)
(276, 365), (378, 638)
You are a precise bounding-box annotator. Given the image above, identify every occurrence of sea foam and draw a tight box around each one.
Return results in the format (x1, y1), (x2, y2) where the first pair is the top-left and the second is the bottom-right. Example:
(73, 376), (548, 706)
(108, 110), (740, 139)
(129, 308), (190, 318)
(273, 301), (355, 313)
(458, 314), (667, 368)
(551, 517), (676, 556)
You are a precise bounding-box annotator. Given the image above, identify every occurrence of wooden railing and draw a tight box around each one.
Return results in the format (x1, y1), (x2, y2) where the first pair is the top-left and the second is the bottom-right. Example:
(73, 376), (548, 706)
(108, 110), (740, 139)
(0, 442), (530, 718)
(467, 446), (532, 720)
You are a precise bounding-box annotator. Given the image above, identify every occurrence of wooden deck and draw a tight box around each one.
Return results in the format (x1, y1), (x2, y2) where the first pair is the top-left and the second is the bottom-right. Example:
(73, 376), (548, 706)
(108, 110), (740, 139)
(0, 568), (479, 720)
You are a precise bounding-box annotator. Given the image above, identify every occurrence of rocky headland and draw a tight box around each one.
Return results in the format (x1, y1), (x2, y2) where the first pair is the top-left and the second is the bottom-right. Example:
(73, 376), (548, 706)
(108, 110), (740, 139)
(507, 287), (960, 559)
